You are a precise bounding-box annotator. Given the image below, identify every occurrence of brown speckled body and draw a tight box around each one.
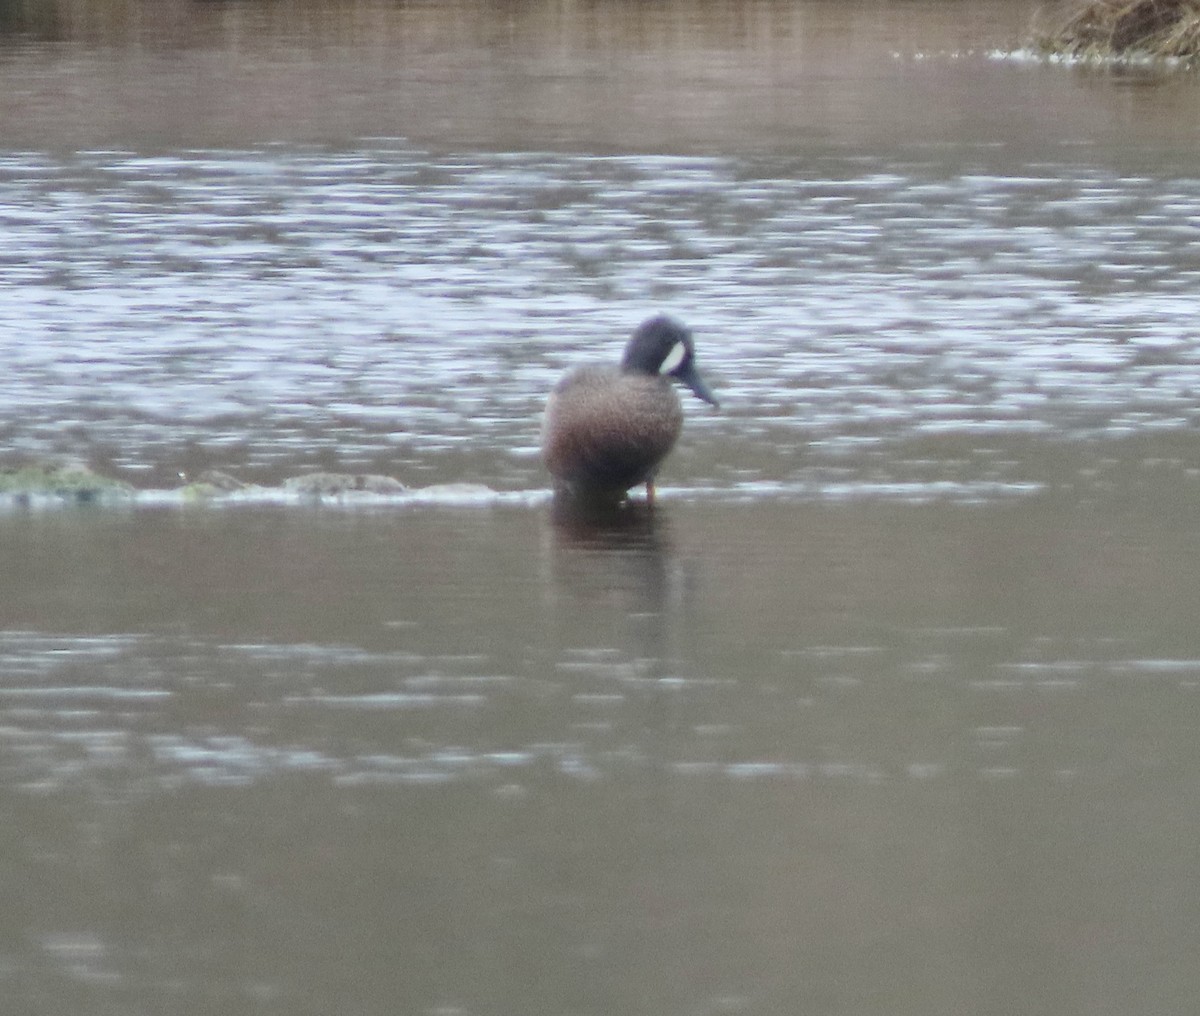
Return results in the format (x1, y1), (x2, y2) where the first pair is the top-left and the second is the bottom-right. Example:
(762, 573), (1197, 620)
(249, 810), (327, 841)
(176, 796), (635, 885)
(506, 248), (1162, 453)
(541, 315), (717, 503)
(542, 366), (684, 497)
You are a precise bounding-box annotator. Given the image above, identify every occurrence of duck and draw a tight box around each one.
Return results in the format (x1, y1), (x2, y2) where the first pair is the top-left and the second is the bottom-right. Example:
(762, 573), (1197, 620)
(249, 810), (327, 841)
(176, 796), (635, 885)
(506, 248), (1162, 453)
(541, 315), (719, 504)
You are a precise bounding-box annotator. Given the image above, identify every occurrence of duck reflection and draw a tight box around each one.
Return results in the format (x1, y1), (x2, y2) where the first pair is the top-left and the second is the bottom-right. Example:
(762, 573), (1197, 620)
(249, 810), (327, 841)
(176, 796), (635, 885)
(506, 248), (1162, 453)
(544, 493), (684, 668)
(549, 492), (663, 546)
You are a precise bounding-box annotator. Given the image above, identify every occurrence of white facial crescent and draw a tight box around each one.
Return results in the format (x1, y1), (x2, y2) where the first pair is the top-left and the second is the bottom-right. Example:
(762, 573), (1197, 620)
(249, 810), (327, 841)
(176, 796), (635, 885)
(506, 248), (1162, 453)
(659, 341), (687, 375)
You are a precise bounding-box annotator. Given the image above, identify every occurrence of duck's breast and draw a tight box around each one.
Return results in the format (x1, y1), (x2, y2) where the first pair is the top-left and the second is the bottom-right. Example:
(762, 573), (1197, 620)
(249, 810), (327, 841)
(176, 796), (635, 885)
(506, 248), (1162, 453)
(542, 367), (683, 490)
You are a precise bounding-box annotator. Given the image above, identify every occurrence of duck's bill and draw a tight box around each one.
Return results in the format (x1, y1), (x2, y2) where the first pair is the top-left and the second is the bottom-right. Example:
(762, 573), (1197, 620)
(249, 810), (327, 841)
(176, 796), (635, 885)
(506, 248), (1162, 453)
(677, 363), (720, 408)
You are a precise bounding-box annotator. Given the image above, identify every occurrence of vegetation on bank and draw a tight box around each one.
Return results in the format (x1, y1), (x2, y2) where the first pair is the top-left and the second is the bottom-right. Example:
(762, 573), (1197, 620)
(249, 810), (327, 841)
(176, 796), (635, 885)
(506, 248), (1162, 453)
(0, 462), (133, 504)
(1035, 0), (1200, 63)
(0, 461), (416, 507)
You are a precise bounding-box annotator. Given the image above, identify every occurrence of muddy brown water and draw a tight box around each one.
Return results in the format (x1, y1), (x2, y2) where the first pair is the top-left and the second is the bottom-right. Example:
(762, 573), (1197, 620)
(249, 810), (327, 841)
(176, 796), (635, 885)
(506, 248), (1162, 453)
(4, 1), (1200, 1014)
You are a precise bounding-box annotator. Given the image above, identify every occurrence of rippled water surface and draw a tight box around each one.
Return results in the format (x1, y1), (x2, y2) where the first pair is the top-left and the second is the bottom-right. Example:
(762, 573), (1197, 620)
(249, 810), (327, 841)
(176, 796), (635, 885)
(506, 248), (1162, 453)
(7, 145), (1200, 497)
(5, 1), (1200, 1014)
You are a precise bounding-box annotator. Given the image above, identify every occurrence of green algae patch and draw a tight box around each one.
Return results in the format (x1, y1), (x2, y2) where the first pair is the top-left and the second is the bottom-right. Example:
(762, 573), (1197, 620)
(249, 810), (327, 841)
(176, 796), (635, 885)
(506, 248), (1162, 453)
(0, 462), (134, 505)
(1035, 0), (1200, 64)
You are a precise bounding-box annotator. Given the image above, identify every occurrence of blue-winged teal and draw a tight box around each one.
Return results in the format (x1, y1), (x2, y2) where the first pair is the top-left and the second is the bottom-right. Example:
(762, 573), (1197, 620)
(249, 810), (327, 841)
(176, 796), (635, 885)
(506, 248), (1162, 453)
(542, 315), (719, 503)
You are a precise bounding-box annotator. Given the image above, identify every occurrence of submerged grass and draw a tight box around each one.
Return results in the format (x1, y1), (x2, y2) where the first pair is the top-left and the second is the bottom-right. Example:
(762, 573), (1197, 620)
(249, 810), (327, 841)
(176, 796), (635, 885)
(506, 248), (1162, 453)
(1035, 0), (1200, 63)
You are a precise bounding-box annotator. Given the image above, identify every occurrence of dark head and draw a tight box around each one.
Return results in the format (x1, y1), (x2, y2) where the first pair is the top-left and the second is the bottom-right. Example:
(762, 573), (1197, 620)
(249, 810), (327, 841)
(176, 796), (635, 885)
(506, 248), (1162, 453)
(620, 315), (719, 408)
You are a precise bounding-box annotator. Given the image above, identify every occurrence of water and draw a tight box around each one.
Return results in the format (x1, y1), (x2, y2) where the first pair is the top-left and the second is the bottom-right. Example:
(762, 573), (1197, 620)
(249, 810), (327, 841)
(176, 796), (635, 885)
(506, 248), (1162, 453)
(4, 1), (1200, 1013)
(7, 148), (1200, 495)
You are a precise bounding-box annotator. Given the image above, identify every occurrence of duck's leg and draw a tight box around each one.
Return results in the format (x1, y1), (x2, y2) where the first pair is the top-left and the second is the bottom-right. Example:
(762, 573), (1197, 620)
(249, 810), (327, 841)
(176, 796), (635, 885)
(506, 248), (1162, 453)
(645, 479), (656, 506)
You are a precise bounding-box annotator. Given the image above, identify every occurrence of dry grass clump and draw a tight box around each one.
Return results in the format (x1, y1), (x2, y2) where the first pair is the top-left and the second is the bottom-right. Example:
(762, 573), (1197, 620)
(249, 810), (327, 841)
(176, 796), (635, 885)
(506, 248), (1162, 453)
(1036, 0), (1200, 61)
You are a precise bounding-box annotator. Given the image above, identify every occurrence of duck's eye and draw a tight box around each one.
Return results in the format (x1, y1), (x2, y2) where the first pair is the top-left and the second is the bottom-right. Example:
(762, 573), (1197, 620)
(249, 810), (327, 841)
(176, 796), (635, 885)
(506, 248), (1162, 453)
(659, 341), (687, 375)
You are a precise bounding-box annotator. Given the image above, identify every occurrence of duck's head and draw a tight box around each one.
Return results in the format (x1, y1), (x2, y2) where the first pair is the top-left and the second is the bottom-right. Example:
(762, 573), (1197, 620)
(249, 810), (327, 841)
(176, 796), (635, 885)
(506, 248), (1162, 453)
(620, 315), (719, 408)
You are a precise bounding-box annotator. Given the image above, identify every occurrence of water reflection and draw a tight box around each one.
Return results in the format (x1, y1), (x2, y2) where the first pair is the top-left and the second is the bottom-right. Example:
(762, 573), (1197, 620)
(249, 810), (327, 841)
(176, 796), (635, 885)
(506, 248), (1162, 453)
(548, 494), (665, 550)
(2, 493), (1200, 1013)
(547, 497), (677, 674)
(5, 0), (1198, 157)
